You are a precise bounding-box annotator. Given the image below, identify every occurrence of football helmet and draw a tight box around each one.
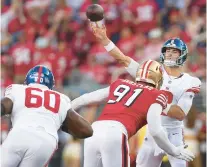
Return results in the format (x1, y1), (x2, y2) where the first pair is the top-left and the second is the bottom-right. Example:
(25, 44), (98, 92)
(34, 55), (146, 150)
(160, 38), (188, 66)
(24, 65), (55, 89)
(136, 60), (163, 89)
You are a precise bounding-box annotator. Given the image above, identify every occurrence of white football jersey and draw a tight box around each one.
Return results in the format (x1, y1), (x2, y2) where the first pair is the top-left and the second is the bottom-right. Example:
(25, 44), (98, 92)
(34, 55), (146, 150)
(4, 84), (71, 141)
(125, 59), (201, 127)
(160, 67), (201, 127)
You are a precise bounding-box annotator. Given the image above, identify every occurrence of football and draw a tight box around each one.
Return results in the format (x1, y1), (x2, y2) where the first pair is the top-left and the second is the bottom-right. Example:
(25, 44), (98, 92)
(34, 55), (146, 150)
(86, 4), (104, 22)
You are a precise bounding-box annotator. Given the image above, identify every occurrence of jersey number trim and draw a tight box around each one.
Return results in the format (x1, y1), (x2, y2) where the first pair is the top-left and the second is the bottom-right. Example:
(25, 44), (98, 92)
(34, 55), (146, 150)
(25, 87), (60, 113)
(108, 84), (143, 107)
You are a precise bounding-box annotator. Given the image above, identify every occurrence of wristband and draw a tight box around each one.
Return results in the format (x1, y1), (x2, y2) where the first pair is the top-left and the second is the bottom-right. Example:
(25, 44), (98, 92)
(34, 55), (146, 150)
(104, 41), (115, 52)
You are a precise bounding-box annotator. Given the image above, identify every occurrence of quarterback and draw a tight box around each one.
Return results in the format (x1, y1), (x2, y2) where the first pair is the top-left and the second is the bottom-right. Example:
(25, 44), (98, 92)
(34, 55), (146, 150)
(72, 60), (195, 167)
(0, 65), (93, 167)
(90, 23), (201, 167)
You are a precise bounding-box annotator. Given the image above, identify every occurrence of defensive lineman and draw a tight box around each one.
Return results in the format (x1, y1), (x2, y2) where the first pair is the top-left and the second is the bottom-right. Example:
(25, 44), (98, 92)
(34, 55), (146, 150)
(72, 60), (195, 167)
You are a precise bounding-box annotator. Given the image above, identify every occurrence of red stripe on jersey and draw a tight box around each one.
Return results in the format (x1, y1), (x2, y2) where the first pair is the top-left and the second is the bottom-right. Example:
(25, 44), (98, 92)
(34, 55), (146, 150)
(6, 85), (12, 90)
(157, 94), (167, 103)
(37, 66), (43, 83)
(141, 61), (148, 78)
(186, 88), (200, 94)
(145, 60), (153, 78)
(122, 134), (128, 167)
(44, 146), (57, 167)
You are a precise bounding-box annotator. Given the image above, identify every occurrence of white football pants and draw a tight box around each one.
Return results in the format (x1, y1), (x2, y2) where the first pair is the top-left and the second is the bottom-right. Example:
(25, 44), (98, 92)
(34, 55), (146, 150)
(84, 121), (130, 167)
(0, 127), (57, 167)
(136, 126), (186, 167)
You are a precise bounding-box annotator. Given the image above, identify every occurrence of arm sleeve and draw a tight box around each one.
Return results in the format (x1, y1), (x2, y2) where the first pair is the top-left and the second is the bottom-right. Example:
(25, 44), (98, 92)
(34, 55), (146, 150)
(124, 58), (140, 78)
(177, 92), (195, 115)
(147, 103), (177, 156)
(4, 85), (14, 102)
(71, 87), (110, 110)
(154, 92), (169, 109)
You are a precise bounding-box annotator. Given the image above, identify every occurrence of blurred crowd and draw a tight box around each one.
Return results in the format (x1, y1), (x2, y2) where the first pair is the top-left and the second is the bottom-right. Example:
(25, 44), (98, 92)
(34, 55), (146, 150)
(1, 0), (206, 167)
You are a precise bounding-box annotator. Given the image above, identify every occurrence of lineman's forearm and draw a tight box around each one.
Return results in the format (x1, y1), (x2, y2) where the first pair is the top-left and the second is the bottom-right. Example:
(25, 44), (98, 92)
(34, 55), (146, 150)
(71, 87), (109, 110)
(147, 103), (177, 156)
(152, 129), (177, 156)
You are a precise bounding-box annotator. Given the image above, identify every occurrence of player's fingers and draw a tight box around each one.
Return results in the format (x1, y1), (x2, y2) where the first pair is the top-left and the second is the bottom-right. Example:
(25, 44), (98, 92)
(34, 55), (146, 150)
(180, 154), (192, 162)
(92, 29), (96, 34)
(183, 151), (194, 161)
(95, 22), (99, 28)
(102, 24), (106, 30)
(90, 22), (93, 28)
(90, 24), (96, 32)
(185, 150), (195, 159)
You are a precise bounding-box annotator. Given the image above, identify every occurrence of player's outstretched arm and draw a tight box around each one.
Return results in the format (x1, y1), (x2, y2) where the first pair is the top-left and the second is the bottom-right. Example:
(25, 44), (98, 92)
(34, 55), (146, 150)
(147, 103), (195, 161)
(90, 23), (139, 70)
(62, 108), (93, 139)
(72, 87), (109, 110)
(1, 97), (13, 116)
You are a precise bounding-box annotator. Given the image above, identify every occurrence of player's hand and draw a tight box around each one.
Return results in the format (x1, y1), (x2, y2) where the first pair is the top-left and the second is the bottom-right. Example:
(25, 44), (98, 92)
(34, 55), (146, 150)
(174, 145), (195, 162)
(90, 22), (110, 44)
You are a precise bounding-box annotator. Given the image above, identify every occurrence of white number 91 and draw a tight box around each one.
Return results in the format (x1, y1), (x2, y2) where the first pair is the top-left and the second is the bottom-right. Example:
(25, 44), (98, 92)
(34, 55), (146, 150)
(108, 84), (143, 107)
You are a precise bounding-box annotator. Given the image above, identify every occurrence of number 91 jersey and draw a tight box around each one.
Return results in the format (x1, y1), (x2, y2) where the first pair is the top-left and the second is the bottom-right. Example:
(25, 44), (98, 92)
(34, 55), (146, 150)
(98, 79), (173, 138)
(4, 84), (71, 141)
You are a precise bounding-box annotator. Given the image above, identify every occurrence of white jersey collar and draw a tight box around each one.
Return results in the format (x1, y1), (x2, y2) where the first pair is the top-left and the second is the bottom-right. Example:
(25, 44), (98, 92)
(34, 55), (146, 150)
(28, 83), (49, 89)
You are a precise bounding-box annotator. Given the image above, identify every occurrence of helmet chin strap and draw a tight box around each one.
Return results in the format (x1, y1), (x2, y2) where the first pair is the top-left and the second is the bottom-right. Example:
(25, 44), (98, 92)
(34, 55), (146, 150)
(164, 60), (179, 67)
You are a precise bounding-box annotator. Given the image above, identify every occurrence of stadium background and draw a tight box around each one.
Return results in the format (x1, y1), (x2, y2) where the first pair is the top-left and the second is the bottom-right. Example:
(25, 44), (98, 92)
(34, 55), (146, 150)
(1, 0), (206, 166)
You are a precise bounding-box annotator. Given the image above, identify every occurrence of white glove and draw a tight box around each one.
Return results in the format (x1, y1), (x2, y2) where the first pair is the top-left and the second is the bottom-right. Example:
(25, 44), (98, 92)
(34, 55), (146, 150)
(173, 145), (195, 162)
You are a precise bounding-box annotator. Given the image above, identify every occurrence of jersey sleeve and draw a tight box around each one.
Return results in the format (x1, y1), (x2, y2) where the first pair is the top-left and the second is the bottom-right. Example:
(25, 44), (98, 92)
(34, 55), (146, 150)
(60, 94), (72, 123)
(4, 84), (15, 102)
(154, 91), (172, 109)
(147, 103), (177, 156)
(185, 77), (201, 94)
(61, 94), (72, 112)
(177, 92), (195, 115)
(124, 58), (139, 78)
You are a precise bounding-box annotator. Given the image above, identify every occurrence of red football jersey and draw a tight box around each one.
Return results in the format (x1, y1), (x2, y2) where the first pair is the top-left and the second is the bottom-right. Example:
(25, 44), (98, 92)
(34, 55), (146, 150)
(98, 79), (172, 138)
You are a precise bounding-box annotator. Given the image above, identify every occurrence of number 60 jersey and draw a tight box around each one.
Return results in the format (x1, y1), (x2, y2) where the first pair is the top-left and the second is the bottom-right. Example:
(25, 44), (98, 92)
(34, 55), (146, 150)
(4, 84), (71, 141)
(97, 79), (173, 138)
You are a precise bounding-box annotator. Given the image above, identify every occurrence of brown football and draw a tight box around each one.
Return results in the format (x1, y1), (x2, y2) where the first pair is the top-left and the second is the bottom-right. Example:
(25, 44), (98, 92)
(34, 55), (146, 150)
(86, 4), (104, 22)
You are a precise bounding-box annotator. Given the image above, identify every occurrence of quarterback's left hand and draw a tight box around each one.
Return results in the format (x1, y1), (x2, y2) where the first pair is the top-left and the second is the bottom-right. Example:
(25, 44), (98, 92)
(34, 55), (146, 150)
(173, 145), (195, 162)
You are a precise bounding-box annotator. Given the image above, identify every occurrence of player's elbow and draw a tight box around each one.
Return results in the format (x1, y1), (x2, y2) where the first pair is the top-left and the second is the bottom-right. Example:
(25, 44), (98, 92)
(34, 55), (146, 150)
(167, 105), (186, 121)
(176, 113), (185, 121)
(77, 125), (93, 139)
(173, 111), (185, 121)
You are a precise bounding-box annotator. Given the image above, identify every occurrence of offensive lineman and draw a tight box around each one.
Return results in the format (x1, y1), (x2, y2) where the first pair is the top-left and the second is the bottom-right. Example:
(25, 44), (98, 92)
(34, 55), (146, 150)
(0, 65), (93, 167)
(72, 60), (195, 167)
(90, 23), (201, 167)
